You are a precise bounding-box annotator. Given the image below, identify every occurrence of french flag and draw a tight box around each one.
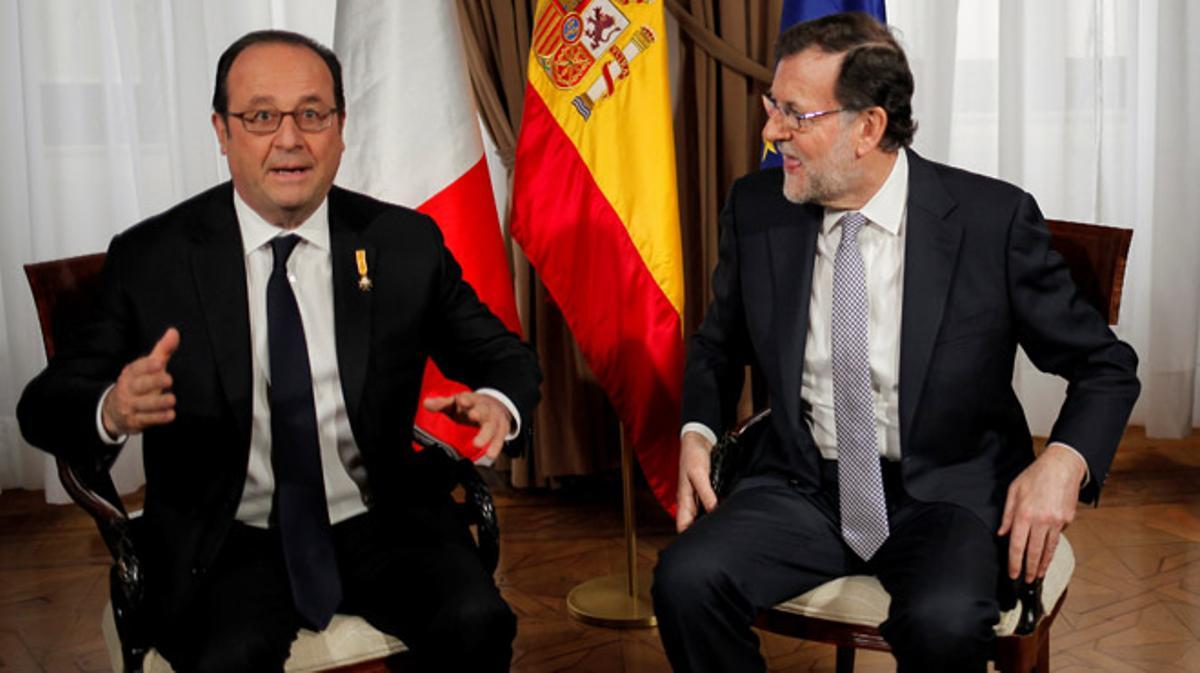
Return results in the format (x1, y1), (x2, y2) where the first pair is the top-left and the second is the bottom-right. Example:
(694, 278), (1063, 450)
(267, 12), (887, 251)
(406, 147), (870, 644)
(334, 4), (521, 462)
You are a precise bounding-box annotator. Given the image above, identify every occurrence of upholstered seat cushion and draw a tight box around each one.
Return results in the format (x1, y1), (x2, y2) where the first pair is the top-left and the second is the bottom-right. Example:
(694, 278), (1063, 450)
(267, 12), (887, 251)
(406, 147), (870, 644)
(101, 608), (407, 672)
(771, 535), (1075, 637)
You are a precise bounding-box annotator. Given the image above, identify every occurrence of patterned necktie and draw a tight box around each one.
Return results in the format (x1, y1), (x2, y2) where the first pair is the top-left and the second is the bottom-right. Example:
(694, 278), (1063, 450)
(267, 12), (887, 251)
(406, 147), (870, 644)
(267, 234), (342, 629)
(830, 212), (890, 561)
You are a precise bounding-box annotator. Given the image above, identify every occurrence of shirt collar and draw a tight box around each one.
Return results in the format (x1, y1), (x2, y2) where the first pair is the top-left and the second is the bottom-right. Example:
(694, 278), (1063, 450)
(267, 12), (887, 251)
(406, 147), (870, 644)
(233, 190), (331, 257)
(822, 147), (909, 236)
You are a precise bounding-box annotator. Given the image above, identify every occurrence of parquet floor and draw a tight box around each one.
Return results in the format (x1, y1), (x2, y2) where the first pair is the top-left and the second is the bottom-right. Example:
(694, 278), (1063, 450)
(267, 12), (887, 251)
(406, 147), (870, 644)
(3, 426), (1199, 672)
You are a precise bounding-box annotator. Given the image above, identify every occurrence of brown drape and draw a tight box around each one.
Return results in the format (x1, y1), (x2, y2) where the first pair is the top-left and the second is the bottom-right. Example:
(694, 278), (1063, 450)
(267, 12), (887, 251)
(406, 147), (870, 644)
(456, 0), (782, 487)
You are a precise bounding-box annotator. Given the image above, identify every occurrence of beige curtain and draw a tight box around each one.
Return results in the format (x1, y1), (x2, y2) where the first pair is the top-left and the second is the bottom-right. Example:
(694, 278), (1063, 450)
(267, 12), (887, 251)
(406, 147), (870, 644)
(456, 0), (781, 487)
(667, 0), (780, 332)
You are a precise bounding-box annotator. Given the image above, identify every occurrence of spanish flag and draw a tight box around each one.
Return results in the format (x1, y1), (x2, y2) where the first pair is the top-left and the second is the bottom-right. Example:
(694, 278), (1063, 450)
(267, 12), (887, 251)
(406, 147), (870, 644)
(511, 0), (684, 513)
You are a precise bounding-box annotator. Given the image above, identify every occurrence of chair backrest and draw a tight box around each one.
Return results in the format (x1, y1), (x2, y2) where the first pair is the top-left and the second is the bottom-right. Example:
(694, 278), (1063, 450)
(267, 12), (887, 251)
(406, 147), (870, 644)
(24, 253), (130, 524)
(24, 252), (107, 360)
(1045, 220), (1131, 325)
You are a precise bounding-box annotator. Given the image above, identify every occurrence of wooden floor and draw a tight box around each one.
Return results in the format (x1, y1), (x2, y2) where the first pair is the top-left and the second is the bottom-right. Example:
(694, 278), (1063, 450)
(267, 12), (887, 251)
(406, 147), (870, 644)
(3, 426), (1199, 672)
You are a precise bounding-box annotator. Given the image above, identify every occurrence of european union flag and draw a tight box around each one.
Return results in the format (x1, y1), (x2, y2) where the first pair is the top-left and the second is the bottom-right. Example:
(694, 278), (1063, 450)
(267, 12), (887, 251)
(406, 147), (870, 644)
(762, 0), (887, 168)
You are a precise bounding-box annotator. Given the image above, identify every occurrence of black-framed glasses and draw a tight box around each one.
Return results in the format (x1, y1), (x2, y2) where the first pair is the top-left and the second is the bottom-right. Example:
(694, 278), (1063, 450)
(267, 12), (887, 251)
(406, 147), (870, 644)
(762, 93), (849, 132)
(227, 106), (340, 134)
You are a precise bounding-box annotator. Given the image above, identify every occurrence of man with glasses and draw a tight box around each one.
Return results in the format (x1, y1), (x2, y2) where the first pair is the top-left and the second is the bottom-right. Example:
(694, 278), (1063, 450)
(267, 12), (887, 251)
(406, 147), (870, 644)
(19, 30), (539, 672)
(652, 12), (1138, 672)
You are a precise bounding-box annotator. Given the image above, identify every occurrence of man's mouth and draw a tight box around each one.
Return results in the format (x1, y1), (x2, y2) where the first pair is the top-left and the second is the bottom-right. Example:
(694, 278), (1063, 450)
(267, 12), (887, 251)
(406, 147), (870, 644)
(269, 166), (312, 178)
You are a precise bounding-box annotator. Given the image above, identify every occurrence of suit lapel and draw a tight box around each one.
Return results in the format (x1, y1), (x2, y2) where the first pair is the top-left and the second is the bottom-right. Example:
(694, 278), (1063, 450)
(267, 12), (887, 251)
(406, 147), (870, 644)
(769, 200), (821, 438)
(190, 184), (253, 444)
(899, 152), (961, 450)
(328, 188), (374, 427)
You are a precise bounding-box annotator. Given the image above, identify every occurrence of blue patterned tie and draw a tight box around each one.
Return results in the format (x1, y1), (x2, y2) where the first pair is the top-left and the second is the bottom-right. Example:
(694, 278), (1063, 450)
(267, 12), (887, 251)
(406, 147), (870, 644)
(830, 213), (890, 561)
(267, 234), (342, 629)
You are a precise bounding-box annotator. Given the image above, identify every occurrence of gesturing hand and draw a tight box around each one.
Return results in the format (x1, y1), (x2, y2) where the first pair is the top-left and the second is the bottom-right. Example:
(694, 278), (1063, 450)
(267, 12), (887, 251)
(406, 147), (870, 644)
(101, 328), (180, 437)
(675, 431), (718, 533)
(422, 392), (512, 461)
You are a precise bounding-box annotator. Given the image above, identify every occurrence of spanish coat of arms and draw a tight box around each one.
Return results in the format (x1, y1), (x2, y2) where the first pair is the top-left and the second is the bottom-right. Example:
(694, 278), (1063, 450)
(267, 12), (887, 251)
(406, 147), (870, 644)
(532, 0), (658, 120)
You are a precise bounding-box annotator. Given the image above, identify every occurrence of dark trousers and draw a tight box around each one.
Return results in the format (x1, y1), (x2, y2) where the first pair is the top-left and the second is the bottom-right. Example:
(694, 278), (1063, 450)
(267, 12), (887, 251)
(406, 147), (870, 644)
(652, 463), (1002, 673)
(154, 500), (515, 673)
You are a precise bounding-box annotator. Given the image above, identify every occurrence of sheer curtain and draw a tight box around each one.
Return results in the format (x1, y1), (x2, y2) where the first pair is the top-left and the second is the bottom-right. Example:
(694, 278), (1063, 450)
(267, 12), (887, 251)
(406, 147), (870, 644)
(4, 1), (1197, 500)
(0, 0), (335, 499)
(890, 0), (1200, 438)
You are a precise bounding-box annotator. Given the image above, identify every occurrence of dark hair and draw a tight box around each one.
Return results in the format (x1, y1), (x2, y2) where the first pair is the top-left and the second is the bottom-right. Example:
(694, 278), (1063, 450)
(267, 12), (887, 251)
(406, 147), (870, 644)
(775, 12), (916, 150)
(212, 30), (345, 117)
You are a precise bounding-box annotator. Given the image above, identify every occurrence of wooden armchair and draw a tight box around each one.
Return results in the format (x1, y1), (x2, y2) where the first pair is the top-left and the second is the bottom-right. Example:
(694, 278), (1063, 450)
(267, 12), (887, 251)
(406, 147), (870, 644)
(24, 253), (502, 673)
(708, 220), (1132, 673)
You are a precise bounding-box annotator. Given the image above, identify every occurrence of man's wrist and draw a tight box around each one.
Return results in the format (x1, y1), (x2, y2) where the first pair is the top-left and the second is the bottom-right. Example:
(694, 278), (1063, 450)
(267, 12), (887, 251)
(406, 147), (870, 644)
(475, 388), (520, 440)
(96, 384), (127, 445)
(1046, 441), (1090, 487)
(681, 422), (718, 448)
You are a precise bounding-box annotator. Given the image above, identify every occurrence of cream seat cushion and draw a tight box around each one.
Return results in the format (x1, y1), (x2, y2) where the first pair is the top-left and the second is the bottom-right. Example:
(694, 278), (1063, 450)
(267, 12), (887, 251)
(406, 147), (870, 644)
(101, 609), (407, 673)
(771, 535), (1075, 637)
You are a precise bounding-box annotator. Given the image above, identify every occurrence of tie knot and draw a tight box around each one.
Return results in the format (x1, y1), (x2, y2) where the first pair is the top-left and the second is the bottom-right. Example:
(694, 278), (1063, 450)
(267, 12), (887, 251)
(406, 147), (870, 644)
(270, 234), (302, 272)
(839, 212), (867, 242)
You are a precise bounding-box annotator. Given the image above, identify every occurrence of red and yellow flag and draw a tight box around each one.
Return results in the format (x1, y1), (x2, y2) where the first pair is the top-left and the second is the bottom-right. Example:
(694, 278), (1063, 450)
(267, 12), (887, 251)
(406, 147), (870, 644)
(511, 0), (684, 513)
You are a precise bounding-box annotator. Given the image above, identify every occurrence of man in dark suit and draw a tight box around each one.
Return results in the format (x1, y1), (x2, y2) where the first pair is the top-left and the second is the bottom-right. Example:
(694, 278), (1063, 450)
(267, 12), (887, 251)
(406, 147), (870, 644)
(18, 30), (539, 672)
(652, 13), (1139, 673)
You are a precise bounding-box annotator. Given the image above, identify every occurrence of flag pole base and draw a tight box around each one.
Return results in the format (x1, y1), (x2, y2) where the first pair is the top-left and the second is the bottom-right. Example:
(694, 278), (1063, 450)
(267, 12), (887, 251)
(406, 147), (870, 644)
(566, 573), (657, 629)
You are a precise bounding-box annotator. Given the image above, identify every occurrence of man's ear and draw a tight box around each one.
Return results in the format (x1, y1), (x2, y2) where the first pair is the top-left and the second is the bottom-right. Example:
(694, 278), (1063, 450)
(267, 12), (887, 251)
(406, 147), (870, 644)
(856, 107), (888, 156)
(211, 112), (230, 155)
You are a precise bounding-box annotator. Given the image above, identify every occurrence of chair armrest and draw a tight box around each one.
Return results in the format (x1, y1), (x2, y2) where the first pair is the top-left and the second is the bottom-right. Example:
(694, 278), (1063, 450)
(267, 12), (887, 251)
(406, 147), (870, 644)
(455, 461), (500, 574)
(709, 409), (773, 499)
(1013, 574), (1043, 636)
(56, 457), (148, 671)
(55, 457), (141, 588)
(412, 427), (501, 574)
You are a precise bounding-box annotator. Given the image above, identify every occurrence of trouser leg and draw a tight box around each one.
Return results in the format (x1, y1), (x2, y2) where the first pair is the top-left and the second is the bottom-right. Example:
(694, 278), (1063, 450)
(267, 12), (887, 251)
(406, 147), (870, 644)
(335, 502), (515, 673)
(872, 501), (1001, 673)
(154, 523), (301, 673)
(652, 478), (854, 673)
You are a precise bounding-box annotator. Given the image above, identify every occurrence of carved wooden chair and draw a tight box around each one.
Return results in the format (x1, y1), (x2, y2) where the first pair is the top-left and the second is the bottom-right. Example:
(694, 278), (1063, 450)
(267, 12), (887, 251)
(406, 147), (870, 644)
(25, 252), (501, 673)
(709, 220), (1132, 673)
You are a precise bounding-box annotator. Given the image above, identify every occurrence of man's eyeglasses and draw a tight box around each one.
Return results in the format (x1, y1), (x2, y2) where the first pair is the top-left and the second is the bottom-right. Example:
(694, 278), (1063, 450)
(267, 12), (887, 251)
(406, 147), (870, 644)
(762, 93), (849, 132)
(226, 106), (340, 135)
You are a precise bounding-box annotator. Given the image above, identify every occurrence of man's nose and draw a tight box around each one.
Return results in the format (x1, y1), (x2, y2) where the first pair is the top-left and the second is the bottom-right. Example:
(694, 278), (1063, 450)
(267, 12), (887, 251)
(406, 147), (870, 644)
(273, 114), (304, 148)
(762, 113), (791, 145)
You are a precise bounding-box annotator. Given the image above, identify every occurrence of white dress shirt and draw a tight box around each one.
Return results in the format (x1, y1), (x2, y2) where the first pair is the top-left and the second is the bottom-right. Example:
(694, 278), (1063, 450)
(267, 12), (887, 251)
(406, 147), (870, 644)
(681, 151), (908, 456)
(234, 194), (368, 526)
(99, 190), (522, 526)
(802, 149), (908, 460)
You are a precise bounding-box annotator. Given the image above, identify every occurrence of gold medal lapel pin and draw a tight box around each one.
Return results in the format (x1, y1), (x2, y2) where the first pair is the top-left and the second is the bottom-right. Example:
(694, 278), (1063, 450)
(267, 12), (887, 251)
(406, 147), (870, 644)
(355, 249), (372, 292)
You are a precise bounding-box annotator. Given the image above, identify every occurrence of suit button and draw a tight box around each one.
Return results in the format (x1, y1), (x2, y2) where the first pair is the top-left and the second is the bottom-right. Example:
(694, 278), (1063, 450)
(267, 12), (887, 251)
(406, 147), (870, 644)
(191, 566), (205, 577)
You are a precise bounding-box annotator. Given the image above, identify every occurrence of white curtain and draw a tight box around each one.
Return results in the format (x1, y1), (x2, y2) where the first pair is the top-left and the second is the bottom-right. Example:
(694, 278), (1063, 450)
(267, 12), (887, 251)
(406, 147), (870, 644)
(890, 0), (1200, 438)
(3, 0), (1197, 500)
(0, 0), (334, 499)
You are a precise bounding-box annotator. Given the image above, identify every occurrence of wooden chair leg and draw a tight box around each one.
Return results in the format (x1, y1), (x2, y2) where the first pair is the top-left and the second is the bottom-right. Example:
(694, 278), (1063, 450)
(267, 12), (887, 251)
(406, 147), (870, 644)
(835, 645), (856, 673)
(1036, 632), (1050, 672)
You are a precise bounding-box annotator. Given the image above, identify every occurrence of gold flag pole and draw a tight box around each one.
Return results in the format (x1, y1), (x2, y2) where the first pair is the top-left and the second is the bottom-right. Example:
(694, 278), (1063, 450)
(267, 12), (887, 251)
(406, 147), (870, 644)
(566, 425), (656, 628)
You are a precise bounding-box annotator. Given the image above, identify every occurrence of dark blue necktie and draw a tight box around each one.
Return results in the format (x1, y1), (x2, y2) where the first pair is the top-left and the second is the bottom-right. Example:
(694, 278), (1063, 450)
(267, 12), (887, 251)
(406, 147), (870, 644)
(267, 234), (341, 630)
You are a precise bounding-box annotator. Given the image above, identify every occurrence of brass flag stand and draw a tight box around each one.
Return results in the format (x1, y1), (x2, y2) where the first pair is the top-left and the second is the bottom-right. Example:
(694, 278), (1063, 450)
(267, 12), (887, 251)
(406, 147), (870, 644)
(565, 429), (657, 628)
